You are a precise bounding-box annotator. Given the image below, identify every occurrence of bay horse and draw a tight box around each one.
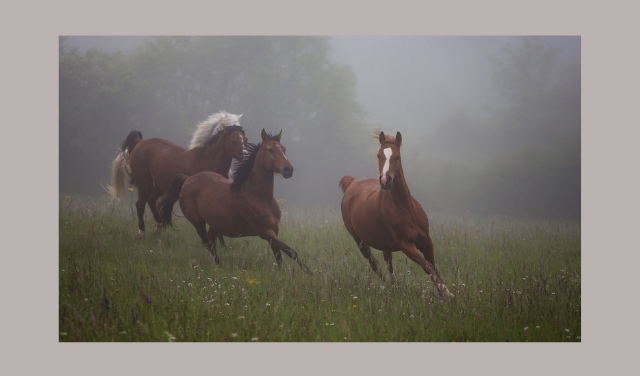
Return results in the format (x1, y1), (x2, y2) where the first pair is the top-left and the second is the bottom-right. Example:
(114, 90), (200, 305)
(159, 129), (310, 273)
(339, 131), (453, 298)
(106, 111), (247, 235)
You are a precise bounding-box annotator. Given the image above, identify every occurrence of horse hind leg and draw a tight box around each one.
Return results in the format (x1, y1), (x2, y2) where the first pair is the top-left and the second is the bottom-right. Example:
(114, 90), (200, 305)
(383, 251), (394, 276)
(217, 234), (227, 248)
(192, 219), (218, 264)
(206, 227), (220, 264)
(270, 243), (284, 269)
(398, 241), (454, 299)
(418, 236), (439, 274)
(146, 186), (164, 233)
(135, 191), (148, 235)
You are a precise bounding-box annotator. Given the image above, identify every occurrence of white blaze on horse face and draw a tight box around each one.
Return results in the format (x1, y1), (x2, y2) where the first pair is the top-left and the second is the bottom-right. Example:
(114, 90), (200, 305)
(380, 147), (393, 186)
(382, 148), (392, 175)
(277, 144), (288, 160)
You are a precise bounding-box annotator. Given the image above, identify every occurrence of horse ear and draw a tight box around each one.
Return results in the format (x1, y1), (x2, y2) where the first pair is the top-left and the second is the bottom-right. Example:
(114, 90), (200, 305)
(274, 129), (282, 142)
(379, 131), (386, 144)
(395, 131), (402, 145)
(261, 129), (268, 141)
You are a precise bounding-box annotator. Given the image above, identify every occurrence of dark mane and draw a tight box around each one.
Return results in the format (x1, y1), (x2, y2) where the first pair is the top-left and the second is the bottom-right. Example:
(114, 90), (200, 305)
(230, 142), (261, 191)
(230, 131), (282, 191)
(198, 125), (245, 154)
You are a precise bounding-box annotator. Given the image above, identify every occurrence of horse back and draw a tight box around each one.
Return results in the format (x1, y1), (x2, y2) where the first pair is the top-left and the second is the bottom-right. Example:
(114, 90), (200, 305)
(129, 138), (192, 192)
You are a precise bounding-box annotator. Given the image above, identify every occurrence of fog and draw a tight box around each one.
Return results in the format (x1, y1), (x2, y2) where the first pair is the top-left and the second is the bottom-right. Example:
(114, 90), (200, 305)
(60, 36), (580, 219)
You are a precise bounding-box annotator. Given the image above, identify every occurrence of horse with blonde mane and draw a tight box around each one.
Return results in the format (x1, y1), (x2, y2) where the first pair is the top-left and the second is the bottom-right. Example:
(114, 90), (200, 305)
(106, 111), (247, 235)
(339, 131), (453, 298)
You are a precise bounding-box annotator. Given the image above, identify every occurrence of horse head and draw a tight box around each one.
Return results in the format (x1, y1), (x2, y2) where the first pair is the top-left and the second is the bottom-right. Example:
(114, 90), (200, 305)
(259, 129), (293, 178)
(222, 125), (248, 161)
(377, 131), (402, 190)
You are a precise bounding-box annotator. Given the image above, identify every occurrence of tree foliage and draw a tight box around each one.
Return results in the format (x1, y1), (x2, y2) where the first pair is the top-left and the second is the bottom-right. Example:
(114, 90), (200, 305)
(416, 37), (580, 218)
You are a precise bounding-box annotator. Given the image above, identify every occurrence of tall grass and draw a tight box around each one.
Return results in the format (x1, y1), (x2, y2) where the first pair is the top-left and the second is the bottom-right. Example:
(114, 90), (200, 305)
(59, 196), (580, 342)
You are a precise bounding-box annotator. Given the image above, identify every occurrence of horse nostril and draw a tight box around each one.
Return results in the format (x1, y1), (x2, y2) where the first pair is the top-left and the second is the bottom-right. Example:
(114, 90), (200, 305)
(379, 174), (392, 189)
(283, 165), (293, 177)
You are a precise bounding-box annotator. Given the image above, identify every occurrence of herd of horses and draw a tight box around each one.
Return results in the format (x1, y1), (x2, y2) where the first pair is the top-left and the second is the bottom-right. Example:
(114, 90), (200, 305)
(107, 111), (453, 298)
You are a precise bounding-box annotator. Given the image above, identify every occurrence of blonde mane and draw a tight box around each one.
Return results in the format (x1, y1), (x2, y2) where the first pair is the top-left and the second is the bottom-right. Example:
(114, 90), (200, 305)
(189, 111), (243, 149)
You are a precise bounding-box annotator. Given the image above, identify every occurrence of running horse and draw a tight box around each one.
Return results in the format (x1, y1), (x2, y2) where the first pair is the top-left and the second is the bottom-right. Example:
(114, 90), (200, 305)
(106, 111), (247, 235)
(339, 131), (453, 298)
(159, 129), (310, 273)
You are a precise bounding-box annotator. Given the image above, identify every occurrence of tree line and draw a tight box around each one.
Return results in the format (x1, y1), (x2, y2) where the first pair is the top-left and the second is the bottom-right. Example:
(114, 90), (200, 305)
(59, 36), (580, 219)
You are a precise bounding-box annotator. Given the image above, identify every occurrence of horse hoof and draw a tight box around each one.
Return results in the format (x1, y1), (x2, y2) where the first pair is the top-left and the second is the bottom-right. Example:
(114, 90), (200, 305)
(439, 284), (455, 299)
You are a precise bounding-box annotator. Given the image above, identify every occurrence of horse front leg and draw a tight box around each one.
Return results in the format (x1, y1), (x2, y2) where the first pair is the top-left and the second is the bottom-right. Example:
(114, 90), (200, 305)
(353, 238), (385, 281)
(262, 231), (311, 274)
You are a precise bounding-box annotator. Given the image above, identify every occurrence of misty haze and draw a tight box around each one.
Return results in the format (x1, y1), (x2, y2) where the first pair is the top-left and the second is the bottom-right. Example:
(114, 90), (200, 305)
(59, 36), (580, 219)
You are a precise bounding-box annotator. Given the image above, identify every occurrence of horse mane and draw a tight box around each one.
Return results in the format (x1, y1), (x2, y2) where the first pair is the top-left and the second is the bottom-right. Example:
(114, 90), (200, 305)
(189, 111), (243, 149)
(230, 142), (261, 191)
(374, 130), (402, 146)
(230, 131), (281, 191)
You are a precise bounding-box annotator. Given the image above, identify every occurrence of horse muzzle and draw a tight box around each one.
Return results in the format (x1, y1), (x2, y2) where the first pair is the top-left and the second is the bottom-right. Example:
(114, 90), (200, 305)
(281, 165), (293, 179)
(379, 174), (393, 190)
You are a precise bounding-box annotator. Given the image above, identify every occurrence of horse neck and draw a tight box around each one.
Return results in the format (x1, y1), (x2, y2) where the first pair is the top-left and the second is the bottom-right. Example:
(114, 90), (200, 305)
(385, 165), (415, 212)
(196, 138), (233, 176)
(243, 160), (275, 202)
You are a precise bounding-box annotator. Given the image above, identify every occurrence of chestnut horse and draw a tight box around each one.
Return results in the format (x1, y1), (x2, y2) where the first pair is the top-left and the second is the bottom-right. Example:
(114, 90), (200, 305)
(339, 131), (453, 298)
(159, 129), (310, 273)
(106, 111), (247, 234)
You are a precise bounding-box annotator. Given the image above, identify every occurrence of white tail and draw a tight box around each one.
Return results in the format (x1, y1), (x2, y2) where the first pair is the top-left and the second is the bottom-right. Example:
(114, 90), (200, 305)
(104, 151), (131, 200)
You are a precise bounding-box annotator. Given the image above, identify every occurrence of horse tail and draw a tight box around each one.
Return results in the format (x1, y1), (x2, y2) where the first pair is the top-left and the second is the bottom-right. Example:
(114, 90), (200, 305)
(339, 175), (357, 193)
(105, 131), (143, 200)
(159, 174), (189, 229)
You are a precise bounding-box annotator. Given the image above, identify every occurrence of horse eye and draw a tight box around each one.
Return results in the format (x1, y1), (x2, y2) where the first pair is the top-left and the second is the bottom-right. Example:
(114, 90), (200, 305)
(395, 156), (400, 161)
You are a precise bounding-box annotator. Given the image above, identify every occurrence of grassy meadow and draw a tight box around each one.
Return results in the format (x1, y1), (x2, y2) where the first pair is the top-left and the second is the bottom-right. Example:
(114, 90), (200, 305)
(59, 195), (581, 342)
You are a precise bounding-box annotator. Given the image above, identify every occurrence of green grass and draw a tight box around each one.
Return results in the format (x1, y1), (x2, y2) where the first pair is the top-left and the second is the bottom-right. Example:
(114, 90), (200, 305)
(59, 196), (580, 342)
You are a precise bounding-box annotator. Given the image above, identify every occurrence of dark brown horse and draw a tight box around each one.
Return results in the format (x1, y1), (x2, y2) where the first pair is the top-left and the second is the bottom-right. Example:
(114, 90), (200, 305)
(159, 129), (309, 273)
(106, 112), (247, 234)
(339, 131), (453, 298)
